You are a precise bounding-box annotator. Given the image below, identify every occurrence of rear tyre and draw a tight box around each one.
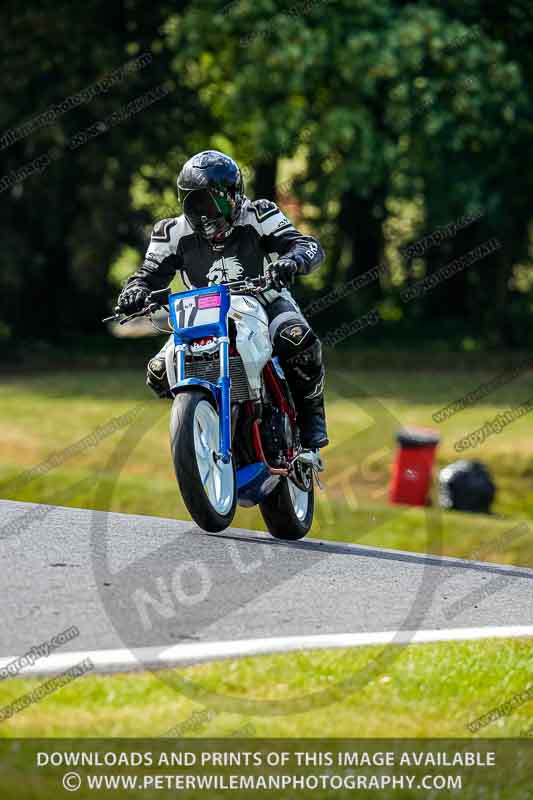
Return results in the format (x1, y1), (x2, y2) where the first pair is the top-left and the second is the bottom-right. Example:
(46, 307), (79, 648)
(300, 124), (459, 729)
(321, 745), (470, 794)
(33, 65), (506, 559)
(170, 391), (236, 532)
(259, 474), (314, 540)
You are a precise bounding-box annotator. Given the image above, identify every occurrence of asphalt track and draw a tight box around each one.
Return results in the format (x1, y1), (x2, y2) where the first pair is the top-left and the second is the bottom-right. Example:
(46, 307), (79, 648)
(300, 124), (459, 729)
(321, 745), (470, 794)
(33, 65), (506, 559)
(1, 499), (532, 673)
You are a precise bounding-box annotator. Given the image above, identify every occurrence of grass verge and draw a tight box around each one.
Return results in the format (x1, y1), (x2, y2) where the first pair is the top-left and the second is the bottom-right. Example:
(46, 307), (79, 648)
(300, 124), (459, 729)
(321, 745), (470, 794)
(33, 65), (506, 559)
(1, 366), (533, 565)
(0, 638), (531, 738)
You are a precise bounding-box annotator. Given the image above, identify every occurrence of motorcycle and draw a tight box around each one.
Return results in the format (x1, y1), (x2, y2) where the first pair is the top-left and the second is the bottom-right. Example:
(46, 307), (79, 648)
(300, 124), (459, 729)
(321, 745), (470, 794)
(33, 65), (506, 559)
(104, 276), (323, 539)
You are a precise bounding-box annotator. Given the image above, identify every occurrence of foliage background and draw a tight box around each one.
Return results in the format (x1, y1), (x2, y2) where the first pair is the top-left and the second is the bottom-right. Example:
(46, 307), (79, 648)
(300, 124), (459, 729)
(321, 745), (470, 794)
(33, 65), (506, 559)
(1, 0), (533, 356)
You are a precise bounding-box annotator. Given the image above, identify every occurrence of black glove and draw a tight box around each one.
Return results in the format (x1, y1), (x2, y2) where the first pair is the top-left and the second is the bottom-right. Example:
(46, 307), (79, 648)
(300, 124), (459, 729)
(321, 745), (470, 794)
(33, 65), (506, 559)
(266, 258), (299, 290)
(117, 284), (150, 315)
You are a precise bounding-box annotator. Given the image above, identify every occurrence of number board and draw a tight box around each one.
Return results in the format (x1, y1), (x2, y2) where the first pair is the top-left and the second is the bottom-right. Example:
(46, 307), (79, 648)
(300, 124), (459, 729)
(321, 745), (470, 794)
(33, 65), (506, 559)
(173, 291), (222, 330)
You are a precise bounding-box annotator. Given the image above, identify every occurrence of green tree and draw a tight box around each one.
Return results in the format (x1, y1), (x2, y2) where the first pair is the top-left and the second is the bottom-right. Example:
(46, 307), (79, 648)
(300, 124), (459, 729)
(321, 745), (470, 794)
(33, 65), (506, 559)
(0, 0), (203, 342)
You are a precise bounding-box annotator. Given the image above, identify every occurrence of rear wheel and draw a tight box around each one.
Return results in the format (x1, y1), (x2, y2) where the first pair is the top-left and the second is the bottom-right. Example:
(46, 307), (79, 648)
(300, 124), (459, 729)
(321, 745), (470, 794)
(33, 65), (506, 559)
(259, 468), (314, 540)
(170, 391), (236, 532)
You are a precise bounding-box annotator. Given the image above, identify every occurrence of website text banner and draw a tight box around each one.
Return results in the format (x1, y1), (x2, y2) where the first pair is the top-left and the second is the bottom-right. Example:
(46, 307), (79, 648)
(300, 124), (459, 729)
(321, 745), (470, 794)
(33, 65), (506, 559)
(0, 738), (531, 798)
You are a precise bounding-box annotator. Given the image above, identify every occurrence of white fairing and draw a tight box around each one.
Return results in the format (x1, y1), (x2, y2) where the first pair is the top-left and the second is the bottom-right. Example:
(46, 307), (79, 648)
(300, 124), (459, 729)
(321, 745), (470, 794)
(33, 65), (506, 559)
(229, 295), (272, 398)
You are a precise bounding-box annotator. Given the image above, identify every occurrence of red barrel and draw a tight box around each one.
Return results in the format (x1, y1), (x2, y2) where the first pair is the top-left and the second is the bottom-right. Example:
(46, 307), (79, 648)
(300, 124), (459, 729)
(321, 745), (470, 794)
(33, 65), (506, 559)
(389, 427), (440, 507)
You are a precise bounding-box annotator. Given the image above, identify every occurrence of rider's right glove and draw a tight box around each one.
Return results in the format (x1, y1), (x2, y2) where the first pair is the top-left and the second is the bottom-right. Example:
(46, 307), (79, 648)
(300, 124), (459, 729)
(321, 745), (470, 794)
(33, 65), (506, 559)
(266, 258), (299, 291)
(117, 284), (150, 314)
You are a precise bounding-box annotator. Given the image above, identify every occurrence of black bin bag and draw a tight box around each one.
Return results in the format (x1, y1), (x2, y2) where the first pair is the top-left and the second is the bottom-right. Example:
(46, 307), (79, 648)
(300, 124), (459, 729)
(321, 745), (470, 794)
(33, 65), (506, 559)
(438, 460), (495, 514)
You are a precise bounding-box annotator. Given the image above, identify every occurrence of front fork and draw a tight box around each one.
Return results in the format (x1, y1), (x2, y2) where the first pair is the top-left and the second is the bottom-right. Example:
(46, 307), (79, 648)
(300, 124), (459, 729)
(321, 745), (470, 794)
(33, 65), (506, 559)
(217, 337), (232, 463)
(171, 337), (232, 465)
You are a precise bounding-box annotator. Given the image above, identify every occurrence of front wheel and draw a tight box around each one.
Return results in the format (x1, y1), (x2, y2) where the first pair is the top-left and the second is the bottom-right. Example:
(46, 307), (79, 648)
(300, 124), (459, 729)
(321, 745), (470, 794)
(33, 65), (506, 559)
(170, 391), (236, 532)
(259, 473), (314, 540)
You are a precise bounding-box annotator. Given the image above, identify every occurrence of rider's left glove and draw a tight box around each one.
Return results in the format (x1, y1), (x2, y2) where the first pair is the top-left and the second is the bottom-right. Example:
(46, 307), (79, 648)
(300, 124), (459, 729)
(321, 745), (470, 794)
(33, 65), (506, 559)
(117, 284), (150, 314)
(266, 258), (299, 290)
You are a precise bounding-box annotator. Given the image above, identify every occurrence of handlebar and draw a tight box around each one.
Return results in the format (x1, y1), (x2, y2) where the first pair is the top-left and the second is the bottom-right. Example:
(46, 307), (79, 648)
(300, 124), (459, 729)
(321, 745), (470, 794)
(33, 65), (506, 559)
(103, 276), (273, 325)
(223, 275), (271, 295)
(102, 303), (159, 325)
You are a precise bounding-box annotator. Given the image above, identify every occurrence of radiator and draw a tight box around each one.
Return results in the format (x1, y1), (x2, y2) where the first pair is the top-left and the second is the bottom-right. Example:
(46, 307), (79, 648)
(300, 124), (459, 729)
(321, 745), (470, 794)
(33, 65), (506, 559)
(184, 355), (251, 402)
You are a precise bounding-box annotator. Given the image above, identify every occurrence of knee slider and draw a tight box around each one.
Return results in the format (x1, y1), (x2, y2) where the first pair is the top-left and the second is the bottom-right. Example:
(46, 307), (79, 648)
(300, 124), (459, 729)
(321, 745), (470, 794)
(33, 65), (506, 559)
(146, 356), (169, 397)
(274, 318), (318, 361)
(147, 355), (166, 380)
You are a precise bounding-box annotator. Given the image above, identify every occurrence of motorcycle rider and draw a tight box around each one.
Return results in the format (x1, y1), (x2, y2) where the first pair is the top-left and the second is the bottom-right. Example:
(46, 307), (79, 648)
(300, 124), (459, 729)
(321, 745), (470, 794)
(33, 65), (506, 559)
(117, 150), (328, 450)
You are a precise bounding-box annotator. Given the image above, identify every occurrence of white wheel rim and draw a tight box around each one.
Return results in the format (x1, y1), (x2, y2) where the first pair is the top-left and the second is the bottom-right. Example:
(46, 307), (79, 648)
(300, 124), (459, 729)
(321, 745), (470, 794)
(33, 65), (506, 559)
(193, 401), (234, 516)
(288, 479), (309, 522)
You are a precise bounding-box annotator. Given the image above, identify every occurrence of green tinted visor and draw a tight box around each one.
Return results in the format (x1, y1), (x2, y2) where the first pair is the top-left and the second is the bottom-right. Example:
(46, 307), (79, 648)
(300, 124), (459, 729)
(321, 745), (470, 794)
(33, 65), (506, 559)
(180, 188), (233, 223)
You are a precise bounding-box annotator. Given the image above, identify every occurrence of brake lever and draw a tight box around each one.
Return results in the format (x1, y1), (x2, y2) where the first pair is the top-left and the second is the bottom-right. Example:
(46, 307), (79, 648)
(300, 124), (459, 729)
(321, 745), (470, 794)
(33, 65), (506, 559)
(103, 301), (162, 325)
(228, 276), (273, 295)
(102, 305), (122, 323)
(118, 307), (149, 325)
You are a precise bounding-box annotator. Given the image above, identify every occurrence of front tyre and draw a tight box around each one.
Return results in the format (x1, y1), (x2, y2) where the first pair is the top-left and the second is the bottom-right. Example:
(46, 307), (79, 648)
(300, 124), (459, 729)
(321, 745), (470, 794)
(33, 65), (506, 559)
(259, 474), (314, 541)
(170, 391), (236, 532)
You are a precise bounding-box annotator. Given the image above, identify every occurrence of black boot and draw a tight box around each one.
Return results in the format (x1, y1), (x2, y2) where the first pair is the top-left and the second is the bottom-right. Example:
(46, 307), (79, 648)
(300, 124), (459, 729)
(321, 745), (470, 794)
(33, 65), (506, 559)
(297, 396), (329, 450)
(282, 342), (329, 449)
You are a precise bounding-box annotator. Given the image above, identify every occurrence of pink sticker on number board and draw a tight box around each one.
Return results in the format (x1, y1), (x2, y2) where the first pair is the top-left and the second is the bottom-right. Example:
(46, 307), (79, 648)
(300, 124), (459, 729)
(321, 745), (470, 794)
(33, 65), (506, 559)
(198, 293), (221, 309)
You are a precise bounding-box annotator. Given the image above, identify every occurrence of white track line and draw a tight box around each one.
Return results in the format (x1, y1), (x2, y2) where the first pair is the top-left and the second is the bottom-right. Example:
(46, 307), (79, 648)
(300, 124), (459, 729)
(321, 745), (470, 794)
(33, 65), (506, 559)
(1, 626), (533, 678)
